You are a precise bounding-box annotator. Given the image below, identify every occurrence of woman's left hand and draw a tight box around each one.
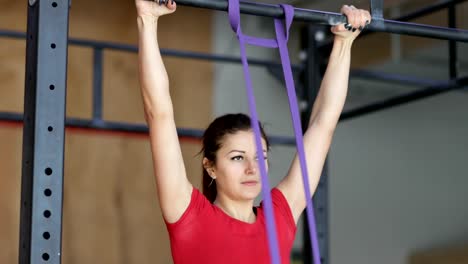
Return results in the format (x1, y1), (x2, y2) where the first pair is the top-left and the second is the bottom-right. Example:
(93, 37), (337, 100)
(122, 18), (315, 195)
(331, 5), (371, 42)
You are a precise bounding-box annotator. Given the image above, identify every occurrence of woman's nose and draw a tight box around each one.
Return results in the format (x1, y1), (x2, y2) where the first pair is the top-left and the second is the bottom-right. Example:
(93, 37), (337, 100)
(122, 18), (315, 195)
(245, 159), (257, 174)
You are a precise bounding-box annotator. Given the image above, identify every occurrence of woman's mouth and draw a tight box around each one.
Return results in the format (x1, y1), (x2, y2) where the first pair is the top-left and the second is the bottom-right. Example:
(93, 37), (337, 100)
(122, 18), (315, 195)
(241, 181), (258, 186)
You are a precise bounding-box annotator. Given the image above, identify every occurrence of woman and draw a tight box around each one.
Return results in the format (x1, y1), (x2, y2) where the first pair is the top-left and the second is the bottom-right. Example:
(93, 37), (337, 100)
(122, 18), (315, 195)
(134, 0), (370, 263)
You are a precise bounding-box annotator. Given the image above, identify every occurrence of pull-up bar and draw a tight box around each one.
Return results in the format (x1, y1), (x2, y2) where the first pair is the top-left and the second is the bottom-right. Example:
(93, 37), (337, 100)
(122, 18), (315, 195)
(174, 0), (468, 42)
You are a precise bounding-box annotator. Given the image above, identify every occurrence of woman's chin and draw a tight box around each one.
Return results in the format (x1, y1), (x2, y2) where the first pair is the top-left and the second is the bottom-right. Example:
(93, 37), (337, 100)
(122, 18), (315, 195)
(241, 188), (261, 200)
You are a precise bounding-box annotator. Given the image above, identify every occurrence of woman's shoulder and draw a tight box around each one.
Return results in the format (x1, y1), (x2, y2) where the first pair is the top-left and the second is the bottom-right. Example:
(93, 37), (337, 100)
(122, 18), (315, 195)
(258, 187), (289, 206)
(165, 187), (212, 227)
(258, 188), (296, 229)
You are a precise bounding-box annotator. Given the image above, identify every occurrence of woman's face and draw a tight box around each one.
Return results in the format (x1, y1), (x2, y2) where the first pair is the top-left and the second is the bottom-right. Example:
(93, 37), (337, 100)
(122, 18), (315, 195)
(211, 130), (268, 202)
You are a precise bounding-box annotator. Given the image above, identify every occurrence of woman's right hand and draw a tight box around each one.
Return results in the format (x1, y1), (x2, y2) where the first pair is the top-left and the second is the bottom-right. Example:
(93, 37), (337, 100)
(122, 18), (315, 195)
(331, 5), (370, 44)
(135, 0), (177, 19)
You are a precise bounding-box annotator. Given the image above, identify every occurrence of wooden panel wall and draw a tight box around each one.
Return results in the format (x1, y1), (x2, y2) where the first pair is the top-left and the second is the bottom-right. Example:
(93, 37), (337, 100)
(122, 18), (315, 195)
(0, 0), (213, 263)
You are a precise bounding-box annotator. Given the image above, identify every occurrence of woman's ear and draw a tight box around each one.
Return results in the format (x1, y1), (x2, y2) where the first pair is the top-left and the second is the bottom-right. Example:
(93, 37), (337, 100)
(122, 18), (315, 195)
(202, 157), (214, 175)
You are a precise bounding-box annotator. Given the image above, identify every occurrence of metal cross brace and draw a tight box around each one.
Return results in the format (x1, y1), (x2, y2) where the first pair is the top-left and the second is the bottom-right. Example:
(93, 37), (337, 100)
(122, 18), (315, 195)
(370, 0), (385, 27)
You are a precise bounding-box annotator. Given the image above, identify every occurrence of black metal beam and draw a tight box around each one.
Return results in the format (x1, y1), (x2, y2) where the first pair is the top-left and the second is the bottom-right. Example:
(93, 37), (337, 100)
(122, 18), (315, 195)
(0, 29), (303, 72)
(448, 4), (458, 79)
(19, 0), (70, 263)
(374, 20), (467, 42)
(370, 0), (384, 27)
(340, 76), (468, 121)
(92, 48), (104, 121)
(0, 112), (296, 146)
(370, 0), (384, 18)
(318, 0), (468, 49)
(18, 2), (39, 263)
(173, 0), (468, 42)
(313, 160), (329, 264)
(350, 69), (442, 87)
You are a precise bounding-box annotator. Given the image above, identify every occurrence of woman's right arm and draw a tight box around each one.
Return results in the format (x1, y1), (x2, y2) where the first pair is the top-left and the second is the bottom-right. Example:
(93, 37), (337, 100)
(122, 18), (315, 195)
(135, 0), (192, 223)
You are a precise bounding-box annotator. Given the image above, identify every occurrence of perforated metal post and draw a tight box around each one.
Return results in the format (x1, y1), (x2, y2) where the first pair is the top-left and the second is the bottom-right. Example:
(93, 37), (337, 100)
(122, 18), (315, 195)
(19, 0), (70, 263)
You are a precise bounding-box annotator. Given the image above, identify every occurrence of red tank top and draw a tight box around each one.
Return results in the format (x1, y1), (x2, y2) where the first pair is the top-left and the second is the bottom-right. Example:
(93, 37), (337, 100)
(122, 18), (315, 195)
(165, 187), (296, 264)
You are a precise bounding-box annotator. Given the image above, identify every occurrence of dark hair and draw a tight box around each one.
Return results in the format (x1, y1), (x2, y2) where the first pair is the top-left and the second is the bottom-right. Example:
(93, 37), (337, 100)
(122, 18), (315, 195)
(201, 113), (270, 203)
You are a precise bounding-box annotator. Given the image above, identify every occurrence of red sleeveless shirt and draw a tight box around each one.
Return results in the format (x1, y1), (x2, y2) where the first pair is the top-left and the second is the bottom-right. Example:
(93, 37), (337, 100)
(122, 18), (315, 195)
(165, 187), (296, 264)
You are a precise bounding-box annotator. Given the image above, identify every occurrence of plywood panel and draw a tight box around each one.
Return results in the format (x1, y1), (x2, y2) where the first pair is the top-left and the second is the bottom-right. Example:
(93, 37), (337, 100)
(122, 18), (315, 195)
(61, 131), (203, 264)
(66, 46), (93, 119)
(0, 40), (26, 113)
(0, 126), (22, 263)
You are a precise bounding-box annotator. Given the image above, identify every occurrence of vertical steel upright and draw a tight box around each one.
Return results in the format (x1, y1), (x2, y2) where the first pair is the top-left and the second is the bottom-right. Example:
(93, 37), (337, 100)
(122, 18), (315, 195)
(448, 4), (458, 79)
(300, 24), (329, 264)
(19, 0), (70, 263)
(92, 48), (104, 122)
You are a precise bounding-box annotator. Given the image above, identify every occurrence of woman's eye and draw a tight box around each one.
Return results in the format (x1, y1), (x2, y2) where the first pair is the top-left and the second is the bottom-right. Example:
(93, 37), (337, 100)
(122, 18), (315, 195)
(231, 156), (243, 161)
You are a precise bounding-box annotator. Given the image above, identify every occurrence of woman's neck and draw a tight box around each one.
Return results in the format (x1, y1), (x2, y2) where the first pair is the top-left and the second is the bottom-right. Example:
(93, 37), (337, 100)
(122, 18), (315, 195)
(213, 196), (256, 223)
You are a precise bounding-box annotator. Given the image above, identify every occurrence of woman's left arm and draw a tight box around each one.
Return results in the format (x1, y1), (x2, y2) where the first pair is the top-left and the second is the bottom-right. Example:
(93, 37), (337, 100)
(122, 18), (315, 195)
(276, 5), (371, 223)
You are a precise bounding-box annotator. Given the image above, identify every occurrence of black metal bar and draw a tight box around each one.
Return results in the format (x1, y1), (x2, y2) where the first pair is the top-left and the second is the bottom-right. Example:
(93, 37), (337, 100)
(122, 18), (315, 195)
(176, 0), (345, 23)
(340, 76), (468, 121)
(158, 48), (303, 72)
(92, 48), (103, 120)
(448, 5), (457, 79)
(19, 2), (39, 263)
(313, 159), (329, 264)
(173, 0), (468, 42)
(370, 0), (384, 27)
(0, 29), (303, 72)
(370, 0), (384, 18)
(351, 69), (441, 86)
(0, 28), (26, 38)
(375, 19), (467, 42)
(318, 0), (468, 49)
(0, 112), (296, 146)
(19, 0), (70, 263)
(70, 39), (304, 71)
(16, 0), (465, 45)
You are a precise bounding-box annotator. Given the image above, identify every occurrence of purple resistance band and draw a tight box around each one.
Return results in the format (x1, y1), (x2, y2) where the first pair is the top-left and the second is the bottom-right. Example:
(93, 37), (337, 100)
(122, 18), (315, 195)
(227, 1), (321, 263)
